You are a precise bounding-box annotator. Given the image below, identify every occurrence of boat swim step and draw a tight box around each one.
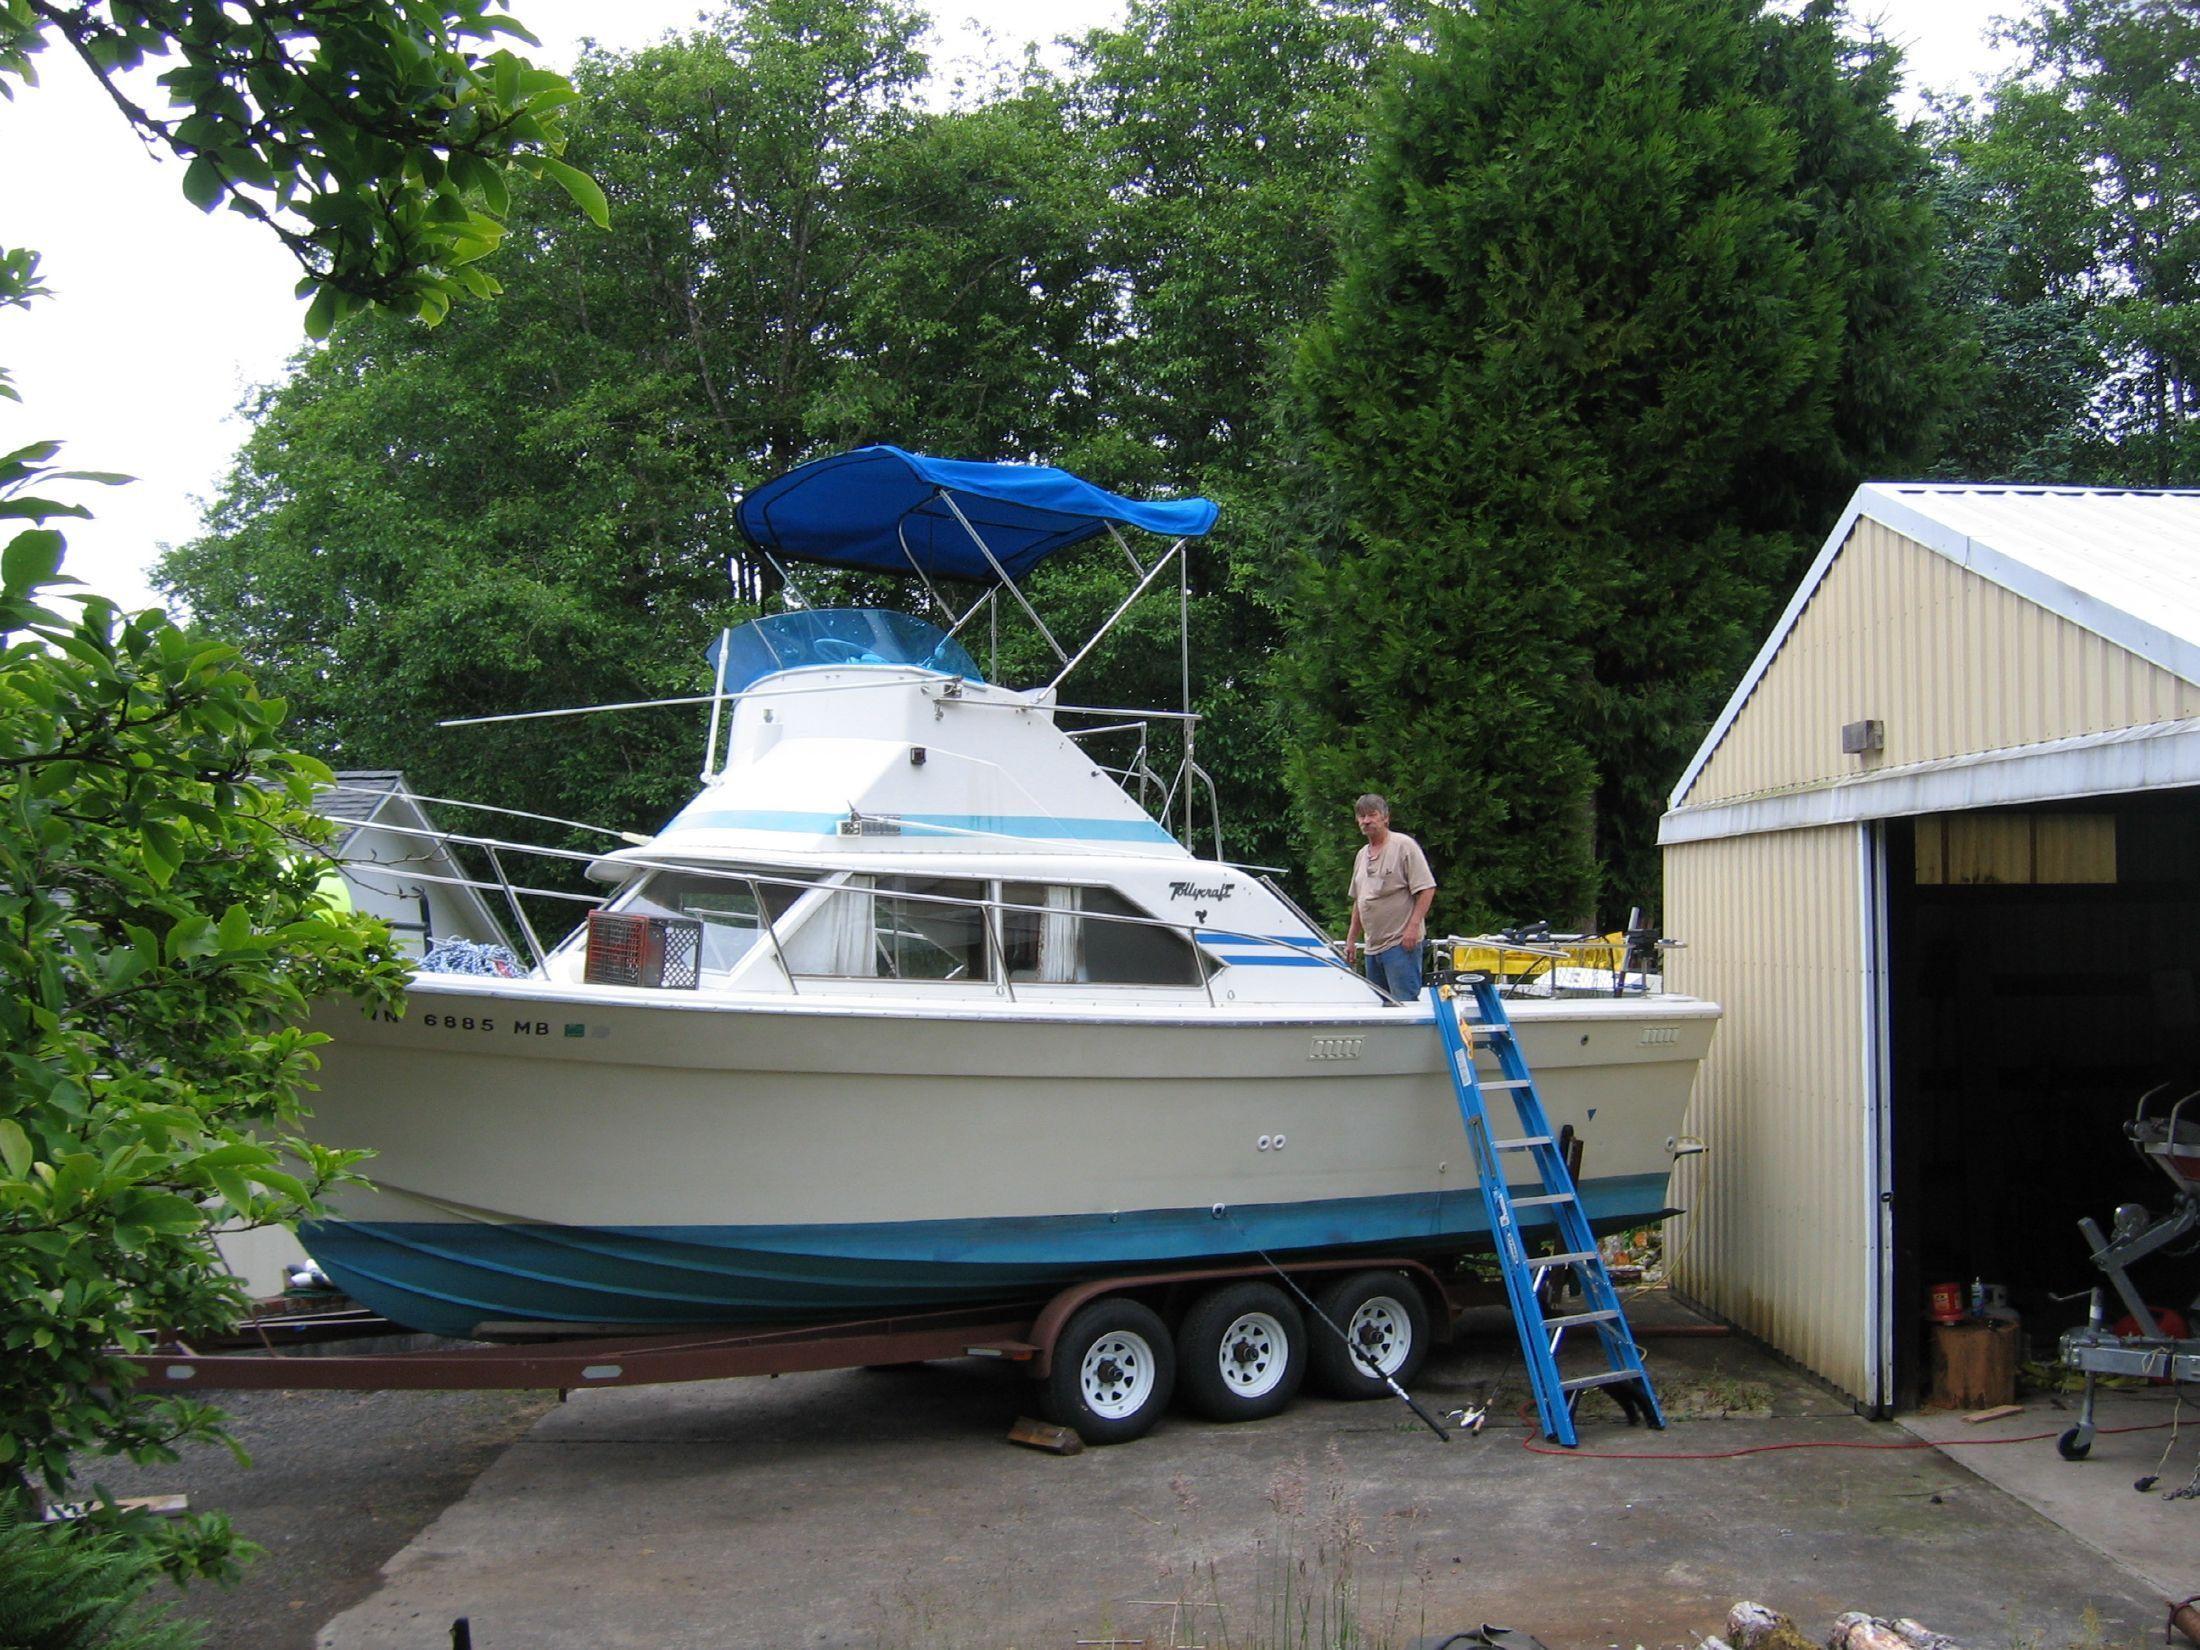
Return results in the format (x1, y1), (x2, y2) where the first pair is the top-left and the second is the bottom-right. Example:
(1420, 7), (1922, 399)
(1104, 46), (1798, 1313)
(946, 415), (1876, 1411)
(1490, 1135), (1555, 1151)
(1560, 1369), (1648, 1394)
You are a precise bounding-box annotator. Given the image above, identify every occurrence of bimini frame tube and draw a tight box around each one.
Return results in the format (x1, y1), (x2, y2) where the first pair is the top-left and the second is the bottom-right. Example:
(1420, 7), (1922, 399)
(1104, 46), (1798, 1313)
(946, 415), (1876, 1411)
(1046, 539), (1183, 697)
(1180, 523), (1195, 849)
(935, 487), (1068, 665)
(700, 627), (732, 782)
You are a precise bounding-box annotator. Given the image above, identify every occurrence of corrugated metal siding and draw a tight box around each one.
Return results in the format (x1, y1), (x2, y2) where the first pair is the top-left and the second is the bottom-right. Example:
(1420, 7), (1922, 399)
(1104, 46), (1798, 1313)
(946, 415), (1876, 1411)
(1872, 487), (2200, 656)
(1686, 520), (2200, 808)
(1664, 825), (1869, 1397)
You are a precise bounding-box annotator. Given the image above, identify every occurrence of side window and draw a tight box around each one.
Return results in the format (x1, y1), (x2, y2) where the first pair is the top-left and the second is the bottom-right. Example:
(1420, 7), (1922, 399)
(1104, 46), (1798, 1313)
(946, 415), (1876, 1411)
(790, 876), (991, 980)
(999, 883), (1203, 987)
(1079, 887), (1204, 986)
(875, 877), (990, 981)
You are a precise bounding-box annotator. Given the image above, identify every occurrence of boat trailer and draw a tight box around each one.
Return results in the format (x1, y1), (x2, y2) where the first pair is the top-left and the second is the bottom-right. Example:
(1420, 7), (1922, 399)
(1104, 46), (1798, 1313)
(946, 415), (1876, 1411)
(2056, 1084), (2200, 1460)
(123, 1257), (1471, 1435)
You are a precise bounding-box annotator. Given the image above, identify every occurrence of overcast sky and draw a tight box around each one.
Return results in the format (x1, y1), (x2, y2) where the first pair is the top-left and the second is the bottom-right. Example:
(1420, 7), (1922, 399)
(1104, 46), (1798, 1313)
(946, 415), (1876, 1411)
(0, 0), (2018, 614)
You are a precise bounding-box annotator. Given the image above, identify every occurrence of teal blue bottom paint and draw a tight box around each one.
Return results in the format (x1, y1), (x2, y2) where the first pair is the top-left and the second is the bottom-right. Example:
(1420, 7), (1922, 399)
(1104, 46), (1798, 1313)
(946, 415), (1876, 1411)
(299, 1177), (1674, 1338)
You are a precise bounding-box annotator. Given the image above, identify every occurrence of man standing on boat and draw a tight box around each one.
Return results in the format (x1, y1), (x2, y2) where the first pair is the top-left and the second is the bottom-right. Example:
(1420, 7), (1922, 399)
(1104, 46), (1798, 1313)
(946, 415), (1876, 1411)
(1342, 793), (1436, 1003)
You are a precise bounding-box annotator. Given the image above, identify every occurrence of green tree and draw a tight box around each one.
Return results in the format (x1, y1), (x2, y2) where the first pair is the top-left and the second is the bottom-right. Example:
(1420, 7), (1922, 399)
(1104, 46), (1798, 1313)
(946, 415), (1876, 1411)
(1923, 130), (2111, 483)
(0, 478), (408, 1574)
(1284, 0), (1955, 930)
(1932, 0), (2200, 485)
(160, 0), (1127, 854)
(1070, 0), (1419, 877)
(2, 0), (592, 1591)
(4, 0), (605, 332)
(1072, 0), (1415, 490)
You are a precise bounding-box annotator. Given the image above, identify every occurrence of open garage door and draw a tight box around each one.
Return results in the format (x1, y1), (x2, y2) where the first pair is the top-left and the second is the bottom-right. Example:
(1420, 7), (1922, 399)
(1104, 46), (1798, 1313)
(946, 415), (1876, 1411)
(1883, 795), (2200, 1405)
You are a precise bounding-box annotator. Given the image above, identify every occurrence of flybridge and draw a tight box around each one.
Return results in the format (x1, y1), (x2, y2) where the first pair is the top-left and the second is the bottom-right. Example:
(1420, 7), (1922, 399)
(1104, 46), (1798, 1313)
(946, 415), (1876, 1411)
(442, 446), (1228, 857)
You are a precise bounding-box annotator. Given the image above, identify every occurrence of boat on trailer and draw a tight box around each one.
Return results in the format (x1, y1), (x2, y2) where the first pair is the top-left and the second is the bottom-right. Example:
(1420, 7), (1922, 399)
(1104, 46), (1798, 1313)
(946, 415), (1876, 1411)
(296, 446), (1719, 1340)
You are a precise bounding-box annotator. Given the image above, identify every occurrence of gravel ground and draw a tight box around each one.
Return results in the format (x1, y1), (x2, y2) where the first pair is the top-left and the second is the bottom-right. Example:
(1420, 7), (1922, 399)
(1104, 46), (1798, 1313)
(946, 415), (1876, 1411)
(79, 1386), (557, 1650)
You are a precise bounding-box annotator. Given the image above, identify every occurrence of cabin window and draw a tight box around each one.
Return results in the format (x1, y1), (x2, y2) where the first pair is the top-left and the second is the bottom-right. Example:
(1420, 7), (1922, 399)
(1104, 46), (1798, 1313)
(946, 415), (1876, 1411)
(615, 869), (812, 974)
(1000, 883), (1204, 987)
(875, 877), (991, 980)
(792, 876), (992, 981)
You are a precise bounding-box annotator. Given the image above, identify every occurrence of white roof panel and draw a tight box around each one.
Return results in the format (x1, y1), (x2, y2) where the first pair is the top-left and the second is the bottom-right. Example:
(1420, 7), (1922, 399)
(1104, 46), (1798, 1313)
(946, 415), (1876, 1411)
(1668, 484), (2200, 814)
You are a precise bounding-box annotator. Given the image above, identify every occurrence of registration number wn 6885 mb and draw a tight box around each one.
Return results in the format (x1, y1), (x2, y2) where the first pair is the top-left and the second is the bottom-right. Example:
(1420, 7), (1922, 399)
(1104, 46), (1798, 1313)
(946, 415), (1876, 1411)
(409, 1013), (557, 1036)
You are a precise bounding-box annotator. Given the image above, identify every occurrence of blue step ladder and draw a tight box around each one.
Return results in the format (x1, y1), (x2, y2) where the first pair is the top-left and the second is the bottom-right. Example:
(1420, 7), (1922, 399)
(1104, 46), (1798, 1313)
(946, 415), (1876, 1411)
(1429, 977), (1665, 1446)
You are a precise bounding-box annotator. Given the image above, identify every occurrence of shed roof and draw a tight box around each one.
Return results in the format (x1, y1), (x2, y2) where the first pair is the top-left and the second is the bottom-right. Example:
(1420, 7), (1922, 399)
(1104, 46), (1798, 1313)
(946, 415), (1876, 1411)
(311, 770), (407, 832)
(1663, 484), (2200, 842)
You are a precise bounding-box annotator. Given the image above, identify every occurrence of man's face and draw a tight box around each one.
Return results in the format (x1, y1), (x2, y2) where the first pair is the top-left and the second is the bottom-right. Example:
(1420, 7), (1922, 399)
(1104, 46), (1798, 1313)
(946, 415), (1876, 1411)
(1356, 809), (1387, 843)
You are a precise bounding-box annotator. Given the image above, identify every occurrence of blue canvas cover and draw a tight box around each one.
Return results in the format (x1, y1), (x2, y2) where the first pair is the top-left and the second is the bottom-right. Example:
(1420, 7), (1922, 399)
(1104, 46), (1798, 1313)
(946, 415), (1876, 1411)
(735, 445), (1220, 583)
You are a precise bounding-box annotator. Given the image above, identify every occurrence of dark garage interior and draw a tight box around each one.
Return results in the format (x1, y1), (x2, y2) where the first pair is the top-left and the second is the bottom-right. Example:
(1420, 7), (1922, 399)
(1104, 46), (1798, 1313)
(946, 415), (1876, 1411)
(1885, 795), (2200, 1404)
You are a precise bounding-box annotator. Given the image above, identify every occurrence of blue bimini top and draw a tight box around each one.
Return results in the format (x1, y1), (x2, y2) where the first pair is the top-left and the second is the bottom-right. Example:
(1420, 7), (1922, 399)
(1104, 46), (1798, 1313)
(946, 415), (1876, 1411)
(734, 445), (1220, 584)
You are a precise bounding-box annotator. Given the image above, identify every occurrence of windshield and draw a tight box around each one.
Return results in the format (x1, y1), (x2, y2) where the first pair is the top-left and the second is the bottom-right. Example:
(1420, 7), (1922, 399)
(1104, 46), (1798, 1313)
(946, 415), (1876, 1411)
(614, 868), (814, 975)
(710, 610), (983, 697)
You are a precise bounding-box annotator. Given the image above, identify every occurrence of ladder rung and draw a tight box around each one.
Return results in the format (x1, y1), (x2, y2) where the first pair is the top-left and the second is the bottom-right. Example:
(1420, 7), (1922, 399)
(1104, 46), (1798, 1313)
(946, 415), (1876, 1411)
(1531, 1251), (1598, 1268)
(1512, 1193), (1576, 1208)
(1544, 1308), (1621, 1329)
(1478, 1078), (1533, 1091)
(1490, 1135), (1553, 1151)
(1560, 1369), (1646, 1393)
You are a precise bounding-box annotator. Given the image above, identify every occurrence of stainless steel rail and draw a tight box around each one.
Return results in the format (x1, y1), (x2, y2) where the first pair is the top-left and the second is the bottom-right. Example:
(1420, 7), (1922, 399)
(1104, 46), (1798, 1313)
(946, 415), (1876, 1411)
(318, 815), (1370, 1002)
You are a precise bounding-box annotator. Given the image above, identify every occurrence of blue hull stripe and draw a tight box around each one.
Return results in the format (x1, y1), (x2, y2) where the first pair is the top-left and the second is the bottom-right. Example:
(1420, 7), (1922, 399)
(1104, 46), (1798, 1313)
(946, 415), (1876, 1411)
(1197, 933), (1333, 967)
(299, 1177), (1672, 1338)
(663, 807), (1176, 845)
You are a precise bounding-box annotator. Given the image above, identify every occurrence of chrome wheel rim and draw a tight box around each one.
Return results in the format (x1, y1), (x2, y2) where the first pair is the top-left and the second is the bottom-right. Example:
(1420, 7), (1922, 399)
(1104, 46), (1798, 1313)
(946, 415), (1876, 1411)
(1079, 1330), (1158, 1420)
(1216, 1311), (1290, 1398)
(1346, 1296), (1410, 1377)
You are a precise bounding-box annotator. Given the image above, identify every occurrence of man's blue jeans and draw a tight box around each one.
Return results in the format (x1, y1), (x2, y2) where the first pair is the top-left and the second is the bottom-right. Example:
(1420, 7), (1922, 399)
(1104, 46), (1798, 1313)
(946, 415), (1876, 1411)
(1366, 943), (1423, 1003)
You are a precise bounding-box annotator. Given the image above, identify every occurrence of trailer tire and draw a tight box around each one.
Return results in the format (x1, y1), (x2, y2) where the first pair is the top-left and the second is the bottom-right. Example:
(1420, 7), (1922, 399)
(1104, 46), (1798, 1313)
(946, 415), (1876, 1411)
(1178, 1281), (1305, 1422)
(1047, 1298), (1175, 1445)
(1307, 1271), (1430, 1400)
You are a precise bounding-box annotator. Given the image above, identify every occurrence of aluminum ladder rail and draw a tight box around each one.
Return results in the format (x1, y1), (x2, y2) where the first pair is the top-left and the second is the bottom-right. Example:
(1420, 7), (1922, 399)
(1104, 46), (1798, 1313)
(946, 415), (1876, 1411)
(1429, 977), (1665, 1446)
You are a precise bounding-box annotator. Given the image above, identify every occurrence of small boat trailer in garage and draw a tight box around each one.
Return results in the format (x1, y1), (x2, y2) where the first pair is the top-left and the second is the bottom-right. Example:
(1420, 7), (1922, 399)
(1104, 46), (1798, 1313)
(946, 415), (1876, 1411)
(2057, 1085), (2200, 1461)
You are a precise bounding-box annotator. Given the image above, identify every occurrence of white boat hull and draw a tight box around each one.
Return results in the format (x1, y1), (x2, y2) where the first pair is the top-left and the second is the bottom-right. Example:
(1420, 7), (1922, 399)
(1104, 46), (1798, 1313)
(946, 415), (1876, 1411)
(298, 980), (1717, 1336)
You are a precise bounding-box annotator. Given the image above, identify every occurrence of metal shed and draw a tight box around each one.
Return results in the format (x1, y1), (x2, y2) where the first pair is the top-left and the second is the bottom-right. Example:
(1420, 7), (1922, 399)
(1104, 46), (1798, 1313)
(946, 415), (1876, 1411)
(1659, 484), (2200, 1410)
(312, 769), (509, 956)
(220, 771), (510, 1297)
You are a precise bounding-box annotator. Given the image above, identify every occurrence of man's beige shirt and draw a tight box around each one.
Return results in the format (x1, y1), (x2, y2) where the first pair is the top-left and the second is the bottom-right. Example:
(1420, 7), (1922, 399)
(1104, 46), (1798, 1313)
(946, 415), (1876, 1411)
(1349, 832), (1436, 953)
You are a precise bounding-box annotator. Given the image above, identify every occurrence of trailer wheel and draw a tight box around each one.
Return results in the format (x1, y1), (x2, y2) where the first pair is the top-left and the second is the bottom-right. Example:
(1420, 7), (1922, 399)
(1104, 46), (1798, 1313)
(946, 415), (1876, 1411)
(1307, 1270), (1430, 1400)
(1046, 1298), (1175, 1445)
(1178, 1281), (1305, 1422)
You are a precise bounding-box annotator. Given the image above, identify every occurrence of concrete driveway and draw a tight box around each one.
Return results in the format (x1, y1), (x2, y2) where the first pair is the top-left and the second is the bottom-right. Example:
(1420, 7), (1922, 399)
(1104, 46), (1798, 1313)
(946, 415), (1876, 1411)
(310, 1304), (2178, 1650)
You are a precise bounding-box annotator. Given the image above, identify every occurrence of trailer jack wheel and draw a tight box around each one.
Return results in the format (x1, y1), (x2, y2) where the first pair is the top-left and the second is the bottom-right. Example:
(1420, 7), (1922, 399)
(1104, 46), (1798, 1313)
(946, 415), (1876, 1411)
(2057, 1424), (2093, 1461)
